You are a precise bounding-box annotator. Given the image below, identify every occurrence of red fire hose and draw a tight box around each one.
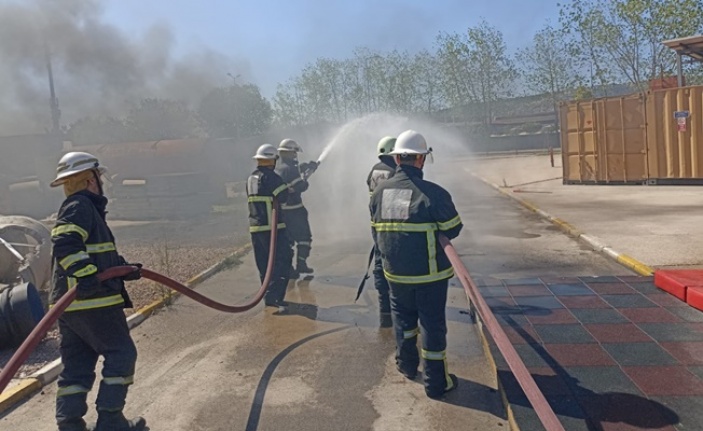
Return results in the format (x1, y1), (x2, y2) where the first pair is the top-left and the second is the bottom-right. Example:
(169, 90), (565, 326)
(440, 235), (565, 431)
(0, 202), (280, 395)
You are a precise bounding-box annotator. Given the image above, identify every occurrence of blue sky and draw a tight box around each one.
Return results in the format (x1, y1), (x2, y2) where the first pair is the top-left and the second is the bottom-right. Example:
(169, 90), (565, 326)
(103, 0), (561, 97)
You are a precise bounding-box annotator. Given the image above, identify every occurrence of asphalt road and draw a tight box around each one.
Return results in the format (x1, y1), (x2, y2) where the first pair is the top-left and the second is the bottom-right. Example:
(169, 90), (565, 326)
(1, 158), (631, 431)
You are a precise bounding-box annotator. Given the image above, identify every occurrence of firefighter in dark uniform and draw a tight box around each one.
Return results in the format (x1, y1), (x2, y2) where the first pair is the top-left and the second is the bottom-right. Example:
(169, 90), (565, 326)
(370, 130), (463, 399)
(48, 152), (145, 431)
(247, 144), (294, 312)
(366, 136), (397, 327)
(275, 138), (317, 278)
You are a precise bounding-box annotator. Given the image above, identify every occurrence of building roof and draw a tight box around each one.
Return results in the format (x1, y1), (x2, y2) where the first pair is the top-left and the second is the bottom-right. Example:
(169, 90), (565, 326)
(662, 35), (703, 62)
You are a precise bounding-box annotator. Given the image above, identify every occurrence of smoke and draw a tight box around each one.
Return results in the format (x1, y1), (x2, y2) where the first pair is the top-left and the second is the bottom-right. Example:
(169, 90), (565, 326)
(0, 0), (250, 136)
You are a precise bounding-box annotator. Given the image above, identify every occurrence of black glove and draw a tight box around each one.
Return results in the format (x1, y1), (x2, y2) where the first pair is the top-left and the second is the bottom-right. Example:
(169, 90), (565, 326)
(75, 274), (100, 300)
(122, 263), (142, 281)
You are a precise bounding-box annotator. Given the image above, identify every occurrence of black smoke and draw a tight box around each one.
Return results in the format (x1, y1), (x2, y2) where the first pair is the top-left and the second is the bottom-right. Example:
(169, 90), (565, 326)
(0, 0), (250, 135)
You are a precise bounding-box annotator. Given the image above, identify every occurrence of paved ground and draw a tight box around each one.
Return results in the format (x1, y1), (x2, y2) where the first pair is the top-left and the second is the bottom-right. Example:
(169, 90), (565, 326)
(0, 155), (637, 431)
(468, 154), (703, 269)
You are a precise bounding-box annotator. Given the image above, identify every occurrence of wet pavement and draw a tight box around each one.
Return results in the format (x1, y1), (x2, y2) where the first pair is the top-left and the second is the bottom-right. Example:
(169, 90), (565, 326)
(4, 154), (699, 430)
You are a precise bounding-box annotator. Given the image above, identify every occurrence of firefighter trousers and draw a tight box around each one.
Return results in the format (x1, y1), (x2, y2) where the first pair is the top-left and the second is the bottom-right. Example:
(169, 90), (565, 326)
(388, 279), (453, 396)
(56, 306), (137, 430)
(282, 206), (312, 264)
(251, 228), (293, 305)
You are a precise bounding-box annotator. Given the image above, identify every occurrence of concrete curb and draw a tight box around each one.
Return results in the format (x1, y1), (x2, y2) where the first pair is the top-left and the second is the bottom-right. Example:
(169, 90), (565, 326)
(469, 172), (654, 277)
(0, 243), (252, 414)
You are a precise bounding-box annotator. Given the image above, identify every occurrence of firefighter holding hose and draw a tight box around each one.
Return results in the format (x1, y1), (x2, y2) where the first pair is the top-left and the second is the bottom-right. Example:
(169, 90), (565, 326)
(247, 144), (294, 312)
(48, 152), (145, 431)
(370, 130), (463, 399)
(275, 139), (317, 278)
(366, 136), (397, 328)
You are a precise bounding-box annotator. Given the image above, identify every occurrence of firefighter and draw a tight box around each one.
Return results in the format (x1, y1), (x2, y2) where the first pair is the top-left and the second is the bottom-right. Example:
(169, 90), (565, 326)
(247, 144), (294, 312)
(275, 138), (315, 278)
(366, 136), (397, 327)
(48, 152), (145, 431)
(370, 130), (463, 399)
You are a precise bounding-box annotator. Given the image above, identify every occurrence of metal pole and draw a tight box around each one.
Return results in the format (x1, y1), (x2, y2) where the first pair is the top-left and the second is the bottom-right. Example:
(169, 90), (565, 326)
(677, 54), (683, 87)
(44, 43), (61, 135)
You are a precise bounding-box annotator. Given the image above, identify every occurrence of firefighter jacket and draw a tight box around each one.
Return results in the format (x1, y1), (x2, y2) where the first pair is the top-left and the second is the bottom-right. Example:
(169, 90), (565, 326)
(275, 157), (308, 210)
(367, 156), (397, 194)
(50, 190), (131, 312)
(247, 166), (289, 233)
(370, 164), (463, 284)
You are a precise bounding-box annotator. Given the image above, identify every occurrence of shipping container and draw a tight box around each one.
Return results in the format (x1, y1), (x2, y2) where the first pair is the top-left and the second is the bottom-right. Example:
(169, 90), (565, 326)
(560, 85), (703, 185)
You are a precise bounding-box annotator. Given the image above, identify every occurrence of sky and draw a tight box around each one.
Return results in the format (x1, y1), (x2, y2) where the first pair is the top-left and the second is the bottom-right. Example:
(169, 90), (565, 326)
(102, 0), (562, 97)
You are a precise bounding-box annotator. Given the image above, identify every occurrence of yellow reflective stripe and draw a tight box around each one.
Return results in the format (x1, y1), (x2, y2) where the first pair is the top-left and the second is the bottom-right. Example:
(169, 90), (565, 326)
(249, 223), (286, 233)
(421, 349), (447, 361)
(384, 267), (454, 284)
(52, 224), (89, 241)
(103, 375), (134, 386)
(65, 294), (124, 312)
(86, 242), (116, 253)
(403, 328), (420, 339)
(281, 203), (304, 210)
(59, 251), (90, 270)
(298, 241), (311, 246)
(373, 222), (437, 232)
(438, 215), (461, 231)
(68, 277), (77, 289)
(73, 264), (97, 278)
(248, 196), (273, 203)
(57, 385), (90, 397)
(272, 184), (288, 196)
(427, 231), (437, 274)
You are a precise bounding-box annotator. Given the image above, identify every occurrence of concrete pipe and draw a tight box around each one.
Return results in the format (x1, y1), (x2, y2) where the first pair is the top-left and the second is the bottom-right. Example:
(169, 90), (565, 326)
(0, 282), (45, 348)
(0, 216), (52, 291)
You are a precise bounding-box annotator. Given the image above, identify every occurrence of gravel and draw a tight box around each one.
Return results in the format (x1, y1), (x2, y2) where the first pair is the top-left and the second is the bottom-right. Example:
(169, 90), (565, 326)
(0, 208), (250, 379)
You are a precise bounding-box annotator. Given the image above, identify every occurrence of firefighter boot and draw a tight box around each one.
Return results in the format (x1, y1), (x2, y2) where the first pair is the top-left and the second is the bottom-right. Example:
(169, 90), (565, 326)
(296, 258), (314, 274)
(94, 411), (146, 431)
(58, 418), (90, 431)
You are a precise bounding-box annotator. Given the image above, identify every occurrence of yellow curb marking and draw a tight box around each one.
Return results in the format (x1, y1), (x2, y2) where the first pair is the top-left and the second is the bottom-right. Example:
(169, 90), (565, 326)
(616, 254), (654, 276)
(0, 378), (40, 414)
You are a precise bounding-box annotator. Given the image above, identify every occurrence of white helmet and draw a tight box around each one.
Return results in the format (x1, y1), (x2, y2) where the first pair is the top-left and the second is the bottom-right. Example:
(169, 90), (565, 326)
(50, 152), (107, 187)
(278, 138), (303, 153)
(377, 136), (396, 156)
(253, 144), (278, 160)
(389, 130), (432, 156)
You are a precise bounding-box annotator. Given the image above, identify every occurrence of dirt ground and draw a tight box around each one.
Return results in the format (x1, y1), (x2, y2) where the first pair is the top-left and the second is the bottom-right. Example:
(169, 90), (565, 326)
(0, 204), (251, 378)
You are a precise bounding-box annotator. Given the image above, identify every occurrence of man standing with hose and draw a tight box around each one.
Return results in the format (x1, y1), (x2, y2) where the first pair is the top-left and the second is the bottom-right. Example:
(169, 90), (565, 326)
(48, 152), (145, 431)
(247, 144), (294, 312)
(370, 130), (463, 399)
(275, 138), (316, 279)
(366, 136), (397, 328)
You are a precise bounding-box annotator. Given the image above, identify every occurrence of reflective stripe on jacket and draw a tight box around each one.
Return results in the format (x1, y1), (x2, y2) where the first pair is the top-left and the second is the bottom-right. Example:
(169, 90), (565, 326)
(50, 190), (128, 310)
(370, 164), (463, 284)
(247, 166), (288, 233)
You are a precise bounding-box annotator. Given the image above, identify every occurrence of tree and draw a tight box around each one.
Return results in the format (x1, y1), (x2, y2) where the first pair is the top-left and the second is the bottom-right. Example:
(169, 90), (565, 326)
(517, 23), (580, 105)
(199, 83), (272, 139)
(66, 115), (132, 146)
(560, 0), (703, 92)
(125, 98), (204, 141)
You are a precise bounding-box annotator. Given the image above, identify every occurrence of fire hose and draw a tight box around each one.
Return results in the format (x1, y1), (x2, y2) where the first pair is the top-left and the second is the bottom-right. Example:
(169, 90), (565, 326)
(439, 235), (565, 431)
(0, 200), (281, 395)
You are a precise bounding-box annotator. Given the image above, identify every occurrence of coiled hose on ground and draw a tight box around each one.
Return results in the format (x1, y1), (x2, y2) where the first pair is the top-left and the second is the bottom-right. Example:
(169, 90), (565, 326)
(0, 202), (280, 394)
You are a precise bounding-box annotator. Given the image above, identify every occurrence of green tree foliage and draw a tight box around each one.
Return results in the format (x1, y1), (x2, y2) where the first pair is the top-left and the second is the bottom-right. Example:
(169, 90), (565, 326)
(560, 0), (703, 92)
(517, 23), (580, 105)
(199, 84), (272, 138)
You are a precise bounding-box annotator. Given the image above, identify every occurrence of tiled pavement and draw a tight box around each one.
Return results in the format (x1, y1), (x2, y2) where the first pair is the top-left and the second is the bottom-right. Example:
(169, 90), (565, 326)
(477, 275), (703, 431)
